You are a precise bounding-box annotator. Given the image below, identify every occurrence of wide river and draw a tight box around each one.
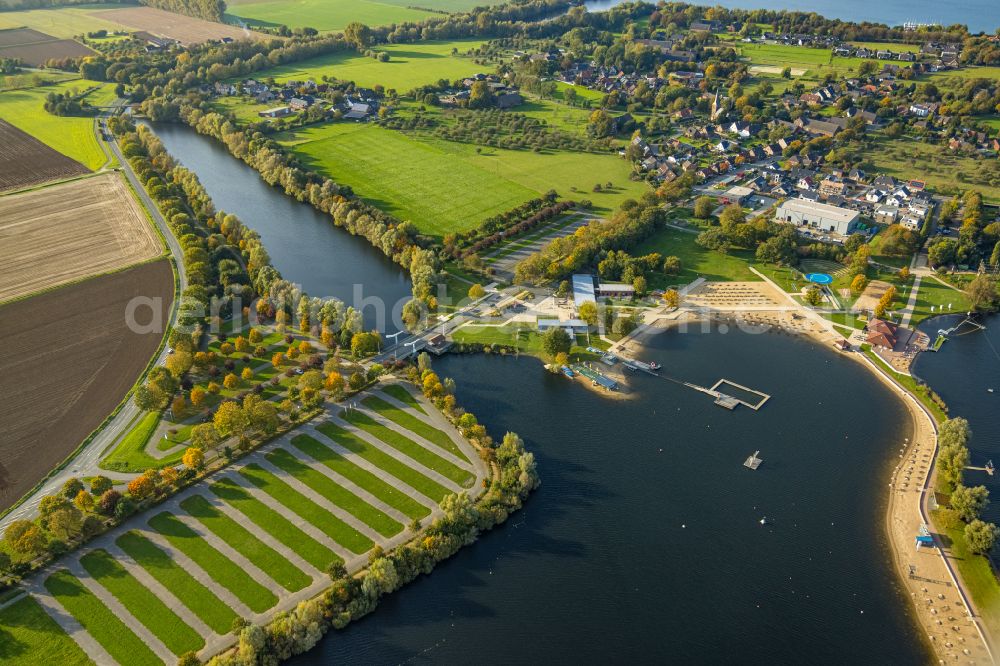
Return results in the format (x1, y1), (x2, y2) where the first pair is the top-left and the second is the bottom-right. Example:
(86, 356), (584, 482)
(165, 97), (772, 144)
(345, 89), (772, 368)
(584, 0), (999, 34)
(150, 124), (927, 662)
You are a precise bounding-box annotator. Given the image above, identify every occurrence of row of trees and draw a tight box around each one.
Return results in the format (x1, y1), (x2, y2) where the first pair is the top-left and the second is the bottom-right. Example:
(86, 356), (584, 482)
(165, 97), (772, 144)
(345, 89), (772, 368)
(447, 196), (574, 258)
(937, 418), (999, 555)
(139, 0), (225, 21)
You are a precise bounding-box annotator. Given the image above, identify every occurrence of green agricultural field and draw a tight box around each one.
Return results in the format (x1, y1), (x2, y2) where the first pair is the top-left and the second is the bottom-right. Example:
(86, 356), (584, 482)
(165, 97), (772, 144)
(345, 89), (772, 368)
(632, 226), (761, 285)
(0, 79), (114, 169)
(267, 445), (405, 536)
(245, 39), (486, 91)
(224, 0), (436, 32)
(240, 461), (394, 543)
(0, 5), (127, 39)
(147, 512), (277, 613)
(180, 495), (311, 592)
(283, 122), (647, 236)
(314, 422), (452, 503)
(116, 531), (236, 635)
(362, 395), (468, 461)
(44, 571), (161, 666)
(281, 437), (430, 521)
(210, 477), (338, 569)
(382, 384), (426, 413)
(341, 410), (473, 486)
(0, 595), (92, 666)
(79, 550), (204, 656)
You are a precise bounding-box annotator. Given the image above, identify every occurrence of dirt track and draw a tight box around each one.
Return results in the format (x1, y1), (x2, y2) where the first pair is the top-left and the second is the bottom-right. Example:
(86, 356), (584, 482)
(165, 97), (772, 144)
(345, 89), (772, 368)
(0, 172), (162, 302)
(91, 7), (268, 44)
(0, 119), (89, 192)
(0, 259), (173, 512)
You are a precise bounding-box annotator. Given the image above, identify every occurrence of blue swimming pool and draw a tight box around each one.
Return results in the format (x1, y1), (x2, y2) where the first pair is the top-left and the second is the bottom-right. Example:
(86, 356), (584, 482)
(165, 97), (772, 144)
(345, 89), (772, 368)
(805, 272), (833, 285)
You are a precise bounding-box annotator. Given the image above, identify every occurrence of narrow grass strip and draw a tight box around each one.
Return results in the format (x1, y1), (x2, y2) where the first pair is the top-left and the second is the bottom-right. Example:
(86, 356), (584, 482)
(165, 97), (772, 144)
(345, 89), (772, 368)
(316, 423), (450, 502)
(79, 550), (203, 656)
(210, 477), (338, 570)
(363, 395), (468, 462)
(147, 512), (276, 613)
(291, 432), (432, 518)
(116, 531), (236, 635)
(241, 462), (381, 549)
(0, 595), (92, 666)
(382, 384), (426, 414)
(180, 495), (311, 592)
(342, 410), (473, 486)
(45, 570), (162, 666)
(266, 446), (403, 536)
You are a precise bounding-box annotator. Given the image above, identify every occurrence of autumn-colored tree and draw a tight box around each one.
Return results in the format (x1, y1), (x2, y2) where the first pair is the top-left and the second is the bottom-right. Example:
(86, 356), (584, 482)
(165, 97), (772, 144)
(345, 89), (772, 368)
(98, 489), (122, 516)
(190, 423), (220, 449)
(321, 326), (336, 348)
(214, 401), (249, 440)
(899, 266), (910, 280)
(554, 352), (569, 366)
(286, 345), (300, 360)
(193, 351), (212, 369)
(234, 336), (250, 353)
(4, 520), (45, 555)
(299, 369), (323, 391)
(160, 466), (180, 487)
(248, 328), (262, 344)
(220, 342), (235, 355)
(165, 350), (193, 378)
(182, 447), (204, 470)
(245, 395), (279, 434)
(241, 367), (253, 381)
(171, 395), (186, 416)
(46, 506), (82, 540)
(127, 475), (155, 500)
(850, 274), (868, 295)
(61, 477), (84, 500)
(468, 283), (485, 299)
(299, 340), (313, 354)
(271, 351), (284, 367)
(74, 489), (94, 513)
(663, 289), (680, 309)
(90, 476), (113, 495)
(223, 373), (240, 389)
(190, 386), (207, 407)
(325, 371), (345, 394)
(207, 381), (222, 394)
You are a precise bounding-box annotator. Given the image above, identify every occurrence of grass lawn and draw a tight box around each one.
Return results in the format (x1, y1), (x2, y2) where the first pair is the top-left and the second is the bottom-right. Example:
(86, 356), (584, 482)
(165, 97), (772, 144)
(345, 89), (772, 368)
(100, 412), (185, 473)
(240, 462), (389, 546)
(267, 445), (403, 538)
(245, 39), (486, 91)
(180, 495), (311, 591)
(632, 226), (761, 285)
(147, 512), (277, 613)
(282, 436), (429, 521)
(911, 276), (972, 323)
(224, 0), (436, 31)
(341, 410), (473, 486)
(0, 5), (127, 38)
(44, 570), (161, 666)
(79, 550), (204, 656)
(0, 79), (114, 169)
(210, 477), (338, 570)
(314, 422), (452, 502)
(362, 395), (468, 462)
(0, 595), (92, 666)
(281, 122), (646, 236)
(450, 323), (546, 352)
(116, 531), (236, 635)
(382, 384), (426, 414)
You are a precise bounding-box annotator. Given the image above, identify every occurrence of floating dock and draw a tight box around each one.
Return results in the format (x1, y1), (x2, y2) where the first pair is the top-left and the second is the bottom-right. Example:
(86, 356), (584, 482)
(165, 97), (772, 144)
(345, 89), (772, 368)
(570, 363), (619, 391)
(744, 451), (763, 470)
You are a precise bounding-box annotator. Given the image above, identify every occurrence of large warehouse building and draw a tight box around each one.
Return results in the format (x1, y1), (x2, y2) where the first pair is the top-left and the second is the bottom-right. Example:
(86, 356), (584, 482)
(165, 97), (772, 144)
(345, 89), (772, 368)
(775, 198), (860, 235)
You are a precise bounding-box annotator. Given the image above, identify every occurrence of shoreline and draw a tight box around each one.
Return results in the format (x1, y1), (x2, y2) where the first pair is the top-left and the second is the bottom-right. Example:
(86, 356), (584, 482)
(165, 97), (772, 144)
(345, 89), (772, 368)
(623, 309), (993, 663)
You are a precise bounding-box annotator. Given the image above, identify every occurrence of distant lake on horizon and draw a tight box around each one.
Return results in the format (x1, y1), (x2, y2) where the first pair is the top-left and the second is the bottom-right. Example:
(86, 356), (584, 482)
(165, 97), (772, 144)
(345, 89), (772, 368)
(584, 0), (999, 34)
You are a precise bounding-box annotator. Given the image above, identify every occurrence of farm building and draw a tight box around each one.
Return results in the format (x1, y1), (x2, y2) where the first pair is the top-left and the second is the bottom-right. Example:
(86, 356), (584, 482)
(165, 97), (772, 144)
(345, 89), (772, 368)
(776, 198), (860, 235)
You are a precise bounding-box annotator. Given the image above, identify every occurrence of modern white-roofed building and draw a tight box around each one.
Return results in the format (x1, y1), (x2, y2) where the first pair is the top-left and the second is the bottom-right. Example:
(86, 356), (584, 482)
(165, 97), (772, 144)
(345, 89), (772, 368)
(775, 198), (860, 235)
(572, 274), (596, 306)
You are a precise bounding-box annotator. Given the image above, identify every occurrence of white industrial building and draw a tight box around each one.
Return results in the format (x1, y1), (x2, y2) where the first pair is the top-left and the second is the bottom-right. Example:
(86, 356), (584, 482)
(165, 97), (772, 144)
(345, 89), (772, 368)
(775, 198), (860, 235)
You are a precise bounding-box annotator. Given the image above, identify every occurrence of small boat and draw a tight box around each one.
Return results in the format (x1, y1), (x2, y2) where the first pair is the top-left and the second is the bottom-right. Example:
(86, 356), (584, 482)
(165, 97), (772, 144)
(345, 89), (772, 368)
(760, 517), (768, 525)
(989, 388), (995, 393)
(648, 361), (662, 371)
(987, 460), (995, 476)
(561, 365), (575, 378)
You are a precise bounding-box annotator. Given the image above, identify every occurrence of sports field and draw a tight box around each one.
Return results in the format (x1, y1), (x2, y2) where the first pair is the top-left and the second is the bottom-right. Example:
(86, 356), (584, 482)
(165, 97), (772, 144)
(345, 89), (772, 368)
(225, 0), (436, 32)
(11, 384), (483, 663)
(245, 39), (486, 91)
(0, 79), (115, 169)
(283, 123), (647, 236)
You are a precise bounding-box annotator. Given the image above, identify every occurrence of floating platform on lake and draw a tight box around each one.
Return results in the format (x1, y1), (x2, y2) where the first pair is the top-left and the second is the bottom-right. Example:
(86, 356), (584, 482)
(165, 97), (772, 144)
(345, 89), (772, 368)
(715, 394), (741, 410)
(744, 451), (763, 470)
(708, 379), (771, 411)
(570, 363), (619, 391)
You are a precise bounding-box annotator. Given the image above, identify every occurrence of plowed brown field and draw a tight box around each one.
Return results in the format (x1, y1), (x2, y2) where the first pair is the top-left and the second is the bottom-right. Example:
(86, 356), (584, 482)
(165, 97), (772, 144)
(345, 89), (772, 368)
(0, 172), (162, 302)
(0, 259), (173, 511)
(0, 119), (89, 192)
(90, 6), (268, 44)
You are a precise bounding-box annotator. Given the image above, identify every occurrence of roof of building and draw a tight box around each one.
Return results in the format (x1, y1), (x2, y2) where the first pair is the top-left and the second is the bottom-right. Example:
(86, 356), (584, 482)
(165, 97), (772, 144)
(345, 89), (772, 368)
(777, 198), (859, 224)
(596, 283), (635, 293)
(573, 274), (596, 305)
(725, 185), (754, 198)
